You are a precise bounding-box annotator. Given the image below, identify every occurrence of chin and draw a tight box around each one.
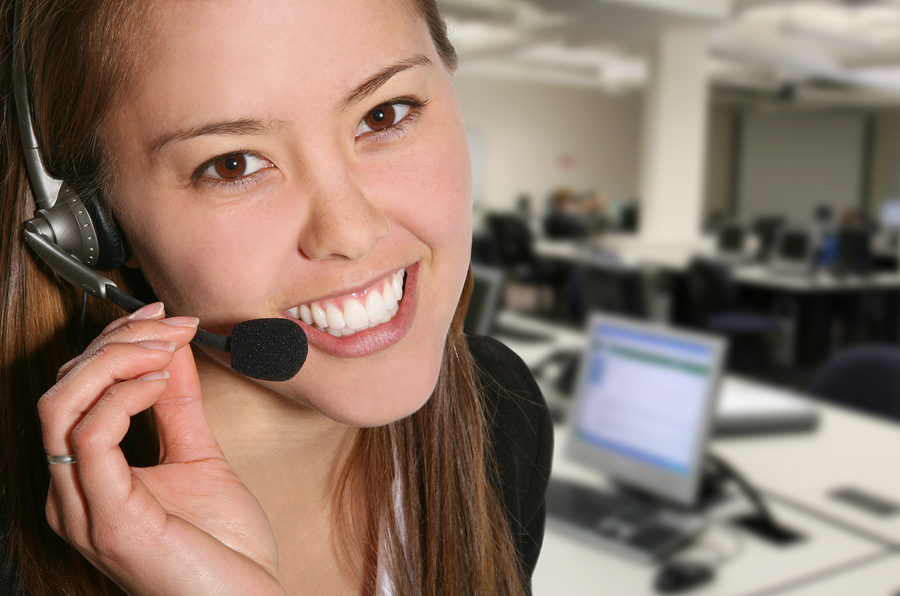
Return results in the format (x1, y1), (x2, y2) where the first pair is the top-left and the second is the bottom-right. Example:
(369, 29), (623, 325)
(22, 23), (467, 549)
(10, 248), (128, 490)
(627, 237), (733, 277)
(306, 359), (442, 428)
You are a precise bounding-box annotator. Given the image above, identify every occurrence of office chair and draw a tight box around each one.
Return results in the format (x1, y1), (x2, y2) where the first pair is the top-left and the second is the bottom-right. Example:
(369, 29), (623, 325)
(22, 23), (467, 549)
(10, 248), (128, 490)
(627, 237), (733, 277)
(809, 344), (900, 424)
(574, 263), (649, 324)
(684, 257), (782, 376)
(832, 229), (873, 276)
(485, 212), (569, 315)
(543, 211), (590, 240)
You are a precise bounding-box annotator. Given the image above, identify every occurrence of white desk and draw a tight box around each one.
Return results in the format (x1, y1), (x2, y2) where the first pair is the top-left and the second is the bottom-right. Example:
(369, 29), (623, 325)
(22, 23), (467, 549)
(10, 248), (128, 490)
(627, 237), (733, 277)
(489, 311), (900, 595)
(535, 238), (900, 292)
(763, 553), (900, 595)
(731, 265), (900, 294)
(714, 401), (900, 547)
(535, 236), (715, 271)
(534, 430), (888, 596)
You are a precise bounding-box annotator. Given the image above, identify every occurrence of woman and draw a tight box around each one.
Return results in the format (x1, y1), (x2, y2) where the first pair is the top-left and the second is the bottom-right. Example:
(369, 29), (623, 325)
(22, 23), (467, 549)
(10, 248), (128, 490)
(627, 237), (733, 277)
(0, 1), (553, 594)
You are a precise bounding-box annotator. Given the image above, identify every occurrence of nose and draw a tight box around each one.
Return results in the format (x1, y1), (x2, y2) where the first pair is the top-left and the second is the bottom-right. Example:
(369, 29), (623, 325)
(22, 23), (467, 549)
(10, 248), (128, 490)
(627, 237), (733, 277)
(297, 160), (390, 261)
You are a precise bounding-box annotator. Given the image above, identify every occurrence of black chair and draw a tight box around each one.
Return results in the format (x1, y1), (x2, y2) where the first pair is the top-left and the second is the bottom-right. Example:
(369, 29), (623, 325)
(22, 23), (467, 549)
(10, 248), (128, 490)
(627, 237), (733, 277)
(485, 213), (568, 315)
(809, 344), (900, 424)
(574, 263), (649, 323)
(543, 211), (590, 240)
(832, 229), (873, 276)
(684, 257), (782, 375)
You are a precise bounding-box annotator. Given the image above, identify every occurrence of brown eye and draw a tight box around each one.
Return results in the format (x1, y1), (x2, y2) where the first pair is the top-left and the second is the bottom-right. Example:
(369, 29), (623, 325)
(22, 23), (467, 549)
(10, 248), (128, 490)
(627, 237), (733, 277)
(200, 153), (273, 184)
(214, 154), (246, 179)
(364, 104), (396, 132)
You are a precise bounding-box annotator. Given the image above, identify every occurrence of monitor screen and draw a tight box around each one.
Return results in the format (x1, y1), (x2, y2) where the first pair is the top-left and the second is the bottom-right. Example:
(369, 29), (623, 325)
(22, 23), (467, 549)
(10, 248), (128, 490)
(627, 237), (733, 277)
(716, 225), (744, 254)
(566, 314), (725, 507)
(881, 200), (900, 229)
(776, 230), (810, 261)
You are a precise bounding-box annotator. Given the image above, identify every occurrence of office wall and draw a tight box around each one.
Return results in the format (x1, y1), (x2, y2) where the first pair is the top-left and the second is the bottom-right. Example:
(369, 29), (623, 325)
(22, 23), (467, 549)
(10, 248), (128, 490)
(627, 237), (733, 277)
(869, 110), (900, 215)
(703, 102), (737, 224)
(452, 76), (644, 227)
(735, 110), (867, 225)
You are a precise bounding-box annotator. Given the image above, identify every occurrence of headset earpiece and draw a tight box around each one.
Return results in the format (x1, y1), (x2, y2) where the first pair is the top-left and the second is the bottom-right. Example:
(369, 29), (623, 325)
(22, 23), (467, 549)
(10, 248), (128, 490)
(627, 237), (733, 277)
(81, 191), (129, 271)
(12, 7), (129, 273)
(26, 186), (129, 271)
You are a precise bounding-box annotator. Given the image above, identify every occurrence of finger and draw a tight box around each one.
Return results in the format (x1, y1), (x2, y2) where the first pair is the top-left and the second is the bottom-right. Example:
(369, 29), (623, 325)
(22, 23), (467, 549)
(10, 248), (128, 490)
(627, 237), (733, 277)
(45, 462), (88, 543)
(44, 371), (171, 548)
(57, 302), (166, 380)
(40, 318), (199, 462)
(40, 341), (180, 458)
(71, 373), (172, 521)
(154, 345), (225, 464)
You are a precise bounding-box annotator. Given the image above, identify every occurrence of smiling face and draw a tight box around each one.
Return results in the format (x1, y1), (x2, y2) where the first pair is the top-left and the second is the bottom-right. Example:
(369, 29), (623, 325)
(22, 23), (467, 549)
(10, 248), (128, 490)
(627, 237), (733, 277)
(103, 0), (473, 426)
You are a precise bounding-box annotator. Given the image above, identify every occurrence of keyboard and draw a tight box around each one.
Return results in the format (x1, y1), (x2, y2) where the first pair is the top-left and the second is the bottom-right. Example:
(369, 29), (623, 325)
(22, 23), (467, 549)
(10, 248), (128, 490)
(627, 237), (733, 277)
(546, 478), (706, 563)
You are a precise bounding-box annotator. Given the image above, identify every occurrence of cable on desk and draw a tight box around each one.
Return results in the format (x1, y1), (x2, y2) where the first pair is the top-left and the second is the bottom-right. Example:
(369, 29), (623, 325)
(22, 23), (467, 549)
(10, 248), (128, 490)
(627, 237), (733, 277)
(706, 452), (805, 545)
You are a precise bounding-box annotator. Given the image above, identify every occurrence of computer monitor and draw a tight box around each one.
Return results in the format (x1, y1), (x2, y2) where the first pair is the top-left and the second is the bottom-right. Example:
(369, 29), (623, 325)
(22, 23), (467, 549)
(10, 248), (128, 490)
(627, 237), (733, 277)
(578, 264), (648, 322)
(716, 224), (745, 256)
(776, 230), (810, 261)
(463, 264), (505, 336)
(880, 200), (900, 230)
(566, 314), (726, 507)
(751, 216), (785, 261)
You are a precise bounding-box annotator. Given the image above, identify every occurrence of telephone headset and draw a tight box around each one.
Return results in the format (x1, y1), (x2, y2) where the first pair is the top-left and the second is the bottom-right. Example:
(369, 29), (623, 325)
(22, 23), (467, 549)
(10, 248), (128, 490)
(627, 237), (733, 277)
(11, 1), (307, 381)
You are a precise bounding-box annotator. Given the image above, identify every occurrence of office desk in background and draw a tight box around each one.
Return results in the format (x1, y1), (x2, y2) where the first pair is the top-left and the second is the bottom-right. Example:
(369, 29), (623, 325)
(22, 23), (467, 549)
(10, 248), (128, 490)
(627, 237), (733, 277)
(532, 238), (900, 365)
(534, 429), (890, 596)
(730, 266), (900, 366)
(489, 311), (900, 595)
(534, 236), (713, 271)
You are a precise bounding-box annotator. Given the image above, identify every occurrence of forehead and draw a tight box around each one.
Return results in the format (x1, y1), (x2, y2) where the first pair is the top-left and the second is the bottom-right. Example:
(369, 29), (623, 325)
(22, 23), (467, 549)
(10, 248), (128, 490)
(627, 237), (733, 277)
(125, 0), (431, 121)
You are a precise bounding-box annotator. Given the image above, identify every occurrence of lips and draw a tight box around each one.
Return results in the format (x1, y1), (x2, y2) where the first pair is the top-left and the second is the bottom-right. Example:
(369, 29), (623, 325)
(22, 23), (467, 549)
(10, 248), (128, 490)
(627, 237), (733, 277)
(288, 268), (406, 337)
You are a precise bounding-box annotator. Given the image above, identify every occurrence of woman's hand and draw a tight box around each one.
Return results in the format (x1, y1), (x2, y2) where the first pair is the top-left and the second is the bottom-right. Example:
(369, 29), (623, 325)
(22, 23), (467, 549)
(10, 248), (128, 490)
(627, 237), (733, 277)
(39, 303), (287, 596)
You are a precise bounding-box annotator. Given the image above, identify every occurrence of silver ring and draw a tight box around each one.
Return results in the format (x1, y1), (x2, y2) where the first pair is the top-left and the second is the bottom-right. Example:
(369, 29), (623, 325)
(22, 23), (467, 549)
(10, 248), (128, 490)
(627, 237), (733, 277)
(47, 454), (77, 465)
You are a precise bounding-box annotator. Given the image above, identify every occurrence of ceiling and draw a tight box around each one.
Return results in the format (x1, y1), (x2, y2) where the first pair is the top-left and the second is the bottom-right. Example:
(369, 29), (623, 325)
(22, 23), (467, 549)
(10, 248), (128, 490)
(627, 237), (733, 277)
(437, 0), (900, 106)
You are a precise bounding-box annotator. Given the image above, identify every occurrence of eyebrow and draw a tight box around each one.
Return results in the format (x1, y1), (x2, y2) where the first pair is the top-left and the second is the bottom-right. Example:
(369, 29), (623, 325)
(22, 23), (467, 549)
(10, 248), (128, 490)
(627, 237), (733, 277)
(151, 118), (287, 153)
(339, 54), (432, 111)
(150, 54), (432, 152)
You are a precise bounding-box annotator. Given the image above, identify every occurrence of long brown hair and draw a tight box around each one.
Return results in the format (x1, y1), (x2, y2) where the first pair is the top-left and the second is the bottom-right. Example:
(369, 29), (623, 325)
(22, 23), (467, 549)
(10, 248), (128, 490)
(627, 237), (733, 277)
(1, 1), (527, 595)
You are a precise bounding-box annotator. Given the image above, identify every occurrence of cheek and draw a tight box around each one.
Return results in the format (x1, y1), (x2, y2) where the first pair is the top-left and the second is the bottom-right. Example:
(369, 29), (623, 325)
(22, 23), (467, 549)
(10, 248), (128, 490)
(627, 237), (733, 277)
(121, 194), (290, 323)
(371, 131), (473, 255)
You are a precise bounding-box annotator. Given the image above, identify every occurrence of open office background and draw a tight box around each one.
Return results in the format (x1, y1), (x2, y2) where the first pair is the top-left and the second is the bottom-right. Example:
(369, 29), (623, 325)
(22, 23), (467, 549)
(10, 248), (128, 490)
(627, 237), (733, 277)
(441, 1), (900, 593)
(439, 0), (900, 235)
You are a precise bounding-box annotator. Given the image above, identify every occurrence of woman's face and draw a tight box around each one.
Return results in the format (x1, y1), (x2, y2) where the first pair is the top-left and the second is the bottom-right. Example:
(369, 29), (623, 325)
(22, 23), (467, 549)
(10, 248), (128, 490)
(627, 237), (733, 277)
(104, 0), (472, 426)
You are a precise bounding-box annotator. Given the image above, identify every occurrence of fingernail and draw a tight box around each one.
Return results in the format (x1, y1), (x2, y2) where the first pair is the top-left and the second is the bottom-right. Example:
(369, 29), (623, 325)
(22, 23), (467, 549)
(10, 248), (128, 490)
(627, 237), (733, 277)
(137, 340), (176, 352)
(138, 370), (170, 382)
(128, 302), (165, 321)
(161, 316), (200, 328)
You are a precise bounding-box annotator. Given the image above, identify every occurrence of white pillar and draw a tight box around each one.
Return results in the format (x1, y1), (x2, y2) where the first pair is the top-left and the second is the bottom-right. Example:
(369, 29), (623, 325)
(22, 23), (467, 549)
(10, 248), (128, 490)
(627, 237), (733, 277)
(638, 26), (711, 245)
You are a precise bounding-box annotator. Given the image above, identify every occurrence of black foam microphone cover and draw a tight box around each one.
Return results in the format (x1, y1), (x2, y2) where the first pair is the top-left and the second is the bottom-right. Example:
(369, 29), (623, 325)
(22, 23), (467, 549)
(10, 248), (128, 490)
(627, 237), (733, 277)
(230, 318), (308, 382)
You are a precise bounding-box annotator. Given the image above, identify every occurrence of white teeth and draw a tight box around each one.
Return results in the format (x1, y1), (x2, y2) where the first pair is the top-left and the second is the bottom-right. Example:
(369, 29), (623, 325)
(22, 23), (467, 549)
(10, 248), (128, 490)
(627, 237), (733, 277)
(289, 267), (406, 336)
(325, 304), (345, 330)
(344, 298), (369, 330)
(365, 289), (387, 323)
(383, 284), (398, 310)
(392, 271), (404, 301)
(312, 304), (328, 328)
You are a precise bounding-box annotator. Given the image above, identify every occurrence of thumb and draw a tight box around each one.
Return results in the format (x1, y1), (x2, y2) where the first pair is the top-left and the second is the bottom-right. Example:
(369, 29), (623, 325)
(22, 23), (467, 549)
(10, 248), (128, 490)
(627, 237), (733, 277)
(154, 344), (223, 465)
